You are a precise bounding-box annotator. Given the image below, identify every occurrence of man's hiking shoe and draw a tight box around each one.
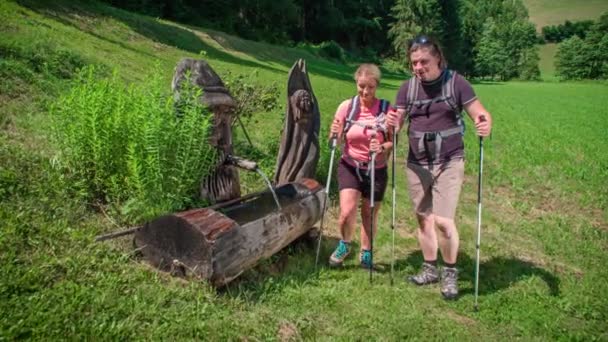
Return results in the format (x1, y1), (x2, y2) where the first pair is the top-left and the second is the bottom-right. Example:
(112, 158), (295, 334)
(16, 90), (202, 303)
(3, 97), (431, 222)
(359, 249), (373, 269)
(329, 240), (351, 267)
(408, 262), (439, 285)
(441, 267), (459, 300)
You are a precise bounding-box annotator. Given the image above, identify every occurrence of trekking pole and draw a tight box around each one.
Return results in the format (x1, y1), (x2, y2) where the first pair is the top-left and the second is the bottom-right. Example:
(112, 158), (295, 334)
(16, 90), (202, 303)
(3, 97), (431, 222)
(474, 115), (486, 312)
(390, 128), (397, 286)
(315, 133), (338, 270)
(369, 148), (377, 284)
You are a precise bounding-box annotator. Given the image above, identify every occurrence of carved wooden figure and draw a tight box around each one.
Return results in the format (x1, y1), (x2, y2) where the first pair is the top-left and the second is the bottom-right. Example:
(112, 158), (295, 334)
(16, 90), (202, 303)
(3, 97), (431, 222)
(274, 59), (320, 185)
(172, 58), (240, 204)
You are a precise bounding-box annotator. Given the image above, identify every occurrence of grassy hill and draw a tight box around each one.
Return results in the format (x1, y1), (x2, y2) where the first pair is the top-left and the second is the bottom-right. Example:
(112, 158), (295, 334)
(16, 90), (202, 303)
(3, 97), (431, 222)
(522, 0), (608, 80)
(523, 0), (608, 30)
(1, 0), (607, 340)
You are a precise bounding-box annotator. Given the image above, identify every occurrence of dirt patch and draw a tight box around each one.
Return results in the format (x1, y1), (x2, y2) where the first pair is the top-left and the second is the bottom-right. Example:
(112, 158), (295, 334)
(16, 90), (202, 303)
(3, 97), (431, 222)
(444, 309), (477, 326)
(277, 321), (299, 341)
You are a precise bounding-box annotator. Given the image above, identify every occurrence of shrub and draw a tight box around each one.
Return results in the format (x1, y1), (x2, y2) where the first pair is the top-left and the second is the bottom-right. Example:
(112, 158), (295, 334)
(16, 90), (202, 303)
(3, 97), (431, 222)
(223, 70), (279, 125)
(50, 66), (217, 223)
(319, 41), (345, 62)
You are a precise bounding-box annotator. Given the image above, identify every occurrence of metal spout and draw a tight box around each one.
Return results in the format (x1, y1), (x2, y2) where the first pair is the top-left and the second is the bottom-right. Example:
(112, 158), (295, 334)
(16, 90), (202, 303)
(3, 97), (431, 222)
(225, 154), (258, 171)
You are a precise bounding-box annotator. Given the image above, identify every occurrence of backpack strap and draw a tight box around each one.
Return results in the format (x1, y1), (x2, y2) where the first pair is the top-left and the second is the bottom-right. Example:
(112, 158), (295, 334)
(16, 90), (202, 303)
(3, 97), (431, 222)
(377, 99), (390, 141)
(405, 77), (419, 116)
(379, 99), (390, 116)
(407, 70), (465, 136)
(344, 96), (389, 136)
(442, 70), (465, 135)
(343, 95), (360, 135)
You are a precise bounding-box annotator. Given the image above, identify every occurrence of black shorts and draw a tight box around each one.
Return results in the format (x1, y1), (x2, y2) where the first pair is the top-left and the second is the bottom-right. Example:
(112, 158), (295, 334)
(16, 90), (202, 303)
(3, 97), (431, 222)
(337, 158), (388, 201)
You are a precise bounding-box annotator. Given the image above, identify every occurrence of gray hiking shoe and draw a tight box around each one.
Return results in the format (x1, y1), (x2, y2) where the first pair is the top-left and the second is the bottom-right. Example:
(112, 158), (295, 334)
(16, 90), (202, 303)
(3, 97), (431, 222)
(441, 267), (459, 300)
(408, 262), (439, 285)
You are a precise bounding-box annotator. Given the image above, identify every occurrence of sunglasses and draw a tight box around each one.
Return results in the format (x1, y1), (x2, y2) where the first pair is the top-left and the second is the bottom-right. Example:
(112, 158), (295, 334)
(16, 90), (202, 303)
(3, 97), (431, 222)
(407, 35), (435, 50)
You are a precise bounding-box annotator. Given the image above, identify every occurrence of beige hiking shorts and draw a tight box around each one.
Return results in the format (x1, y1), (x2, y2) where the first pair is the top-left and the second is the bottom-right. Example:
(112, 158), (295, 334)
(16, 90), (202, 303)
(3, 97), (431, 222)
(406, 158), (465, 219)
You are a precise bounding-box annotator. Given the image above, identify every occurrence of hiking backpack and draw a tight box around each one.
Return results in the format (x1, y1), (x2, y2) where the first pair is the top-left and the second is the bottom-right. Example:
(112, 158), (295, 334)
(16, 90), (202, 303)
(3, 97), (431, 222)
(343, 95), (391, 139)
(404, 69), (465, 134)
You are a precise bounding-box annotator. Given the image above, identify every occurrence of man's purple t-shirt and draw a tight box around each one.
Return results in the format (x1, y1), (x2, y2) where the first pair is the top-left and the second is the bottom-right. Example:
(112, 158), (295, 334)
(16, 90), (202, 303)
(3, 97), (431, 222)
(395, 70), (477, 165)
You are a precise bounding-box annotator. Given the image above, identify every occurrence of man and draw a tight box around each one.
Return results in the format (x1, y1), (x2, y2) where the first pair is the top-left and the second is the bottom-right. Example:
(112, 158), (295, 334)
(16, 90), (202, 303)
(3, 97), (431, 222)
(387, 35), (492, 299)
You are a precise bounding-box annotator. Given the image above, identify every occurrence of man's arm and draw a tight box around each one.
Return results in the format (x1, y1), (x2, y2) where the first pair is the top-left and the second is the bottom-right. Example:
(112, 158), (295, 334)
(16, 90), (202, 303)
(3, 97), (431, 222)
(464, 99), (492, 137)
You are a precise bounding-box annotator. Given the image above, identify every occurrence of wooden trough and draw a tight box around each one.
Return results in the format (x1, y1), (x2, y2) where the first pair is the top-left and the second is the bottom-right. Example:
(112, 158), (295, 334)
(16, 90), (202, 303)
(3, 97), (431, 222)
(133, 178), (324, 287)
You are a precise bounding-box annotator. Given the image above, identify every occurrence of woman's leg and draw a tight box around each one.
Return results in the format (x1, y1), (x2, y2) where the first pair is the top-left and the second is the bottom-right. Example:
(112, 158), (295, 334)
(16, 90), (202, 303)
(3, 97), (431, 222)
(337, 189), (361, 242)
(359, 199), (382, 251)
(329, 188), (360, 266)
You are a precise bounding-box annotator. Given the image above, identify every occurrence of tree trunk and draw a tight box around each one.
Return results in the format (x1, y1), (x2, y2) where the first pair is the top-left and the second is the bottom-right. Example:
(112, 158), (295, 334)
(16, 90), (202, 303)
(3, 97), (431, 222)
(133, 178), (324, 287)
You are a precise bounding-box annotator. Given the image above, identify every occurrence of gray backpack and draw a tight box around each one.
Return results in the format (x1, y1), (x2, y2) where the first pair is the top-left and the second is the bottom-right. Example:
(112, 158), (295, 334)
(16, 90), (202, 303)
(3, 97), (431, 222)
(405, 69), (464, 133)
(343, 95), (390, 140)
(405, 70), (465, 166)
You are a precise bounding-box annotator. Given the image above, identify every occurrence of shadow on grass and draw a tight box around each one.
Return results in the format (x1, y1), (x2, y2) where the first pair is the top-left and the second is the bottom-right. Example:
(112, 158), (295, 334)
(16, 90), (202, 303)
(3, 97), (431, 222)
(218, 233), (342, 301)
(15, 0), (405, 86)
(398, 250), (560, 297)
(16, 0), (285, 74)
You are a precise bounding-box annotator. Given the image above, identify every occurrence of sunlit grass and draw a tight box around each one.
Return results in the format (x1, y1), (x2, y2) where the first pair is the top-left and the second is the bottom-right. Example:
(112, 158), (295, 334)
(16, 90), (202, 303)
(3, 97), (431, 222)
(1, 0), (607, 340)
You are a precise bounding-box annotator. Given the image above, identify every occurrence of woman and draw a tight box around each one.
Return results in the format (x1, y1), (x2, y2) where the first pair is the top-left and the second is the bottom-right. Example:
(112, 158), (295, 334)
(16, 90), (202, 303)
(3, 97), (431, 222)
(328, 63), (394, 269)
(387, 35), (492, 299)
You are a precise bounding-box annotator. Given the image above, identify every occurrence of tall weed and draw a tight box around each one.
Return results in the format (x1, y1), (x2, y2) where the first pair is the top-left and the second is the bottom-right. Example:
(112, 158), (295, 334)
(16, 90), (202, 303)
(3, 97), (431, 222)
(50, 66), (217, 223)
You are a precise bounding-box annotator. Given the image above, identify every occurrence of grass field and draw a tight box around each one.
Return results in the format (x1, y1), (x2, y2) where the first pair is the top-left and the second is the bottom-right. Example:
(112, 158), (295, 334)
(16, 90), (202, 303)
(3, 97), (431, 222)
(1, 1), (607, 340)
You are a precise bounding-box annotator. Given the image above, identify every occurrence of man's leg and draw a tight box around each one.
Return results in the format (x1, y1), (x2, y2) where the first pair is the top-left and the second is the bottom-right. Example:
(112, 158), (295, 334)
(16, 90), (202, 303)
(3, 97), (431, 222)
(433, 159), (465, 299)
(406, 163), (440, 284)
(417, 213), (438, 262)
(435, 216), (459, 264)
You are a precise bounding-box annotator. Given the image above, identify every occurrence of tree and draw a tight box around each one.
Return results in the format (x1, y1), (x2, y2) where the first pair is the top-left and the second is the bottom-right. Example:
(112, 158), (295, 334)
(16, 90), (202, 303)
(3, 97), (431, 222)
(555, 12), (608, 80)
(474, 18), (507, 79)
(555, 36), (586, 79)
(388, 0), (444, 59)
(519, 46), (541, 81)
(467, 0), (537, 80)
(541, 19), (594, 43)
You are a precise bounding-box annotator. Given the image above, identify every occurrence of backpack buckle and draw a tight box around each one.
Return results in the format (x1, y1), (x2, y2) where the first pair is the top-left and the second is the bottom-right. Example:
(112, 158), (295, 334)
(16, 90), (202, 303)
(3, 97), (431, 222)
(424, 132), (437, 141)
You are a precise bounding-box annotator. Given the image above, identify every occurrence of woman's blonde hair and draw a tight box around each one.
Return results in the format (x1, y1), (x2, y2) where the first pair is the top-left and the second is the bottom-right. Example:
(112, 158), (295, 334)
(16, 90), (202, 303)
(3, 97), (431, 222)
(354, 63), (381, 85)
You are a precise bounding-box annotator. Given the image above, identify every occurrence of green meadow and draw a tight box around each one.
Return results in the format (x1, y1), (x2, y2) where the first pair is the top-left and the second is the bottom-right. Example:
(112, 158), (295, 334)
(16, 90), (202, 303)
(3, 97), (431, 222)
(1, 1), (607, 340)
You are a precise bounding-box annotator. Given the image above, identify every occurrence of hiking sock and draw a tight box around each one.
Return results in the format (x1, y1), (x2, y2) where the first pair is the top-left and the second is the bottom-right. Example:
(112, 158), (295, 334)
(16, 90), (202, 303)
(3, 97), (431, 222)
(444, 262), (456, 268)
(425, 259), (438, 267)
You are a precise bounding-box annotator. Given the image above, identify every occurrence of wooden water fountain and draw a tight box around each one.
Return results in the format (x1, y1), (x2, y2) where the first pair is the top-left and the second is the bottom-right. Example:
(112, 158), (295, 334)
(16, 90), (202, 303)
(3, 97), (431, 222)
(129, 58), (323, 286)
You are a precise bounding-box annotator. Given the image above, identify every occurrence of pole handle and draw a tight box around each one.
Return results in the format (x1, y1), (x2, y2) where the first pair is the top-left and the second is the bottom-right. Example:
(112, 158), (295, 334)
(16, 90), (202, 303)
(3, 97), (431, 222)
(329, 133), (338, 149)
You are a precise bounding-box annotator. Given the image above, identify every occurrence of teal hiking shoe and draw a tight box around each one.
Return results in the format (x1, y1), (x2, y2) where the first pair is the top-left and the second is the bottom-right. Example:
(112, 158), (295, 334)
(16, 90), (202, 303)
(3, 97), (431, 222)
(329, 240), (351, 266)
(360, 249), (373, 269)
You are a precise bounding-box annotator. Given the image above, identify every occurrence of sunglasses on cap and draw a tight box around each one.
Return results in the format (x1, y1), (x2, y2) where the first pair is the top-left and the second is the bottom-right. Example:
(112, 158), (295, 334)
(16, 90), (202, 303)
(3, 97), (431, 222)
(407, 35), (436, 50)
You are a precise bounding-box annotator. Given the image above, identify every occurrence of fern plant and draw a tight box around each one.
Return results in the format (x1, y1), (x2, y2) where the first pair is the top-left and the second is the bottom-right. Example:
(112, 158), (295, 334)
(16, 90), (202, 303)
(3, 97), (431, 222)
(50, 66), (217, 223)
